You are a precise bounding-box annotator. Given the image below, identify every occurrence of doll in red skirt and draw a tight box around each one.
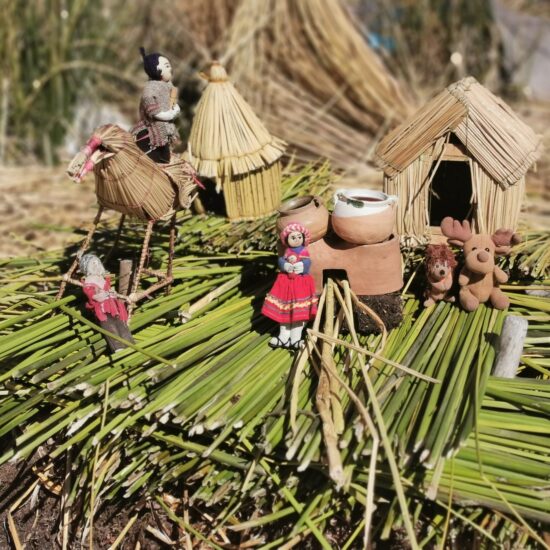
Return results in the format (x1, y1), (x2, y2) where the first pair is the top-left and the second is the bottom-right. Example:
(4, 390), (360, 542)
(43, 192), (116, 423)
(79, 254), (134, 352)
(262, 223), (318, 349)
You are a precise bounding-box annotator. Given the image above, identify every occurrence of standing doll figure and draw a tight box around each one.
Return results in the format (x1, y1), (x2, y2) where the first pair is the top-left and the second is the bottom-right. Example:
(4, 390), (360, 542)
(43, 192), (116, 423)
(132, 47), (180, 163)
(262, 223), (318, 349)
(79, 254), (134, 352)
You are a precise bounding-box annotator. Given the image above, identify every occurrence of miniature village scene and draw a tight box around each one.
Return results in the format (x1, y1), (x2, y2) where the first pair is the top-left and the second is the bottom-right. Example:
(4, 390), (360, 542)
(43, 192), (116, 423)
(1, 2), (549, 548)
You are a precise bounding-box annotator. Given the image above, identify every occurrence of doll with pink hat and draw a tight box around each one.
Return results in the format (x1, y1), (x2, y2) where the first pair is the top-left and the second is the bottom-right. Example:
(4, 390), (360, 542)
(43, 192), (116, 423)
(262, 223), (318, 349)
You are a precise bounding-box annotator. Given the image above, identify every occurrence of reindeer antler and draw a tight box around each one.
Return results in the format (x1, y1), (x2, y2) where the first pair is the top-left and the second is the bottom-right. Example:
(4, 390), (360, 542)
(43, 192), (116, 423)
(492, 228), (521, 255)
(492, 229), (521, 247)
(440, 217), (472, 246)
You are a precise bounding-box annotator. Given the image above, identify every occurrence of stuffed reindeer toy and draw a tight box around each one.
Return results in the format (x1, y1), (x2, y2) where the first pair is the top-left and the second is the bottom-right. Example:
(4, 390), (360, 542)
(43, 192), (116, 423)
(440, 217), (521, 312)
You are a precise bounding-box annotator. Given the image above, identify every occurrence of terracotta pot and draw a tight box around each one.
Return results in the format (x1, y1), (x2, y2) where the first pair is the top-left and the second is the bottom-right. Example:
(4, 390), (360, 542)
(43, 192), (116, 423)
(276, 195), (329, 243)
(331, 189), (397, 245)
(309, 233), (403, 295)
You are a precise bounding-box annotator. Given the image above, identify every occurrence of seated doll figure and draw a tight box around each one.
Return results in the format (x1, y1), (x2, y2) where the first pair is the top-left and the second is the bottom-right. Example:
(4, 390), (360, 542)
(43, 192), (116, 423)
(79, 254), (134, 353)
(262, 223), (318, 350)
(132, 47), (180, 163)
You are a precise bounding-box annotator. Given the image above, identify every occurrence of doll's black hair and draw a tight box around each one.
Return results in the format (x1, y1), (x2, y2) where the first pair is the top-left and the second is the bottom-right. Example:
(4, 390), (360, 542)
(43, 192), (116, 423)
(140, 47), (164, 80)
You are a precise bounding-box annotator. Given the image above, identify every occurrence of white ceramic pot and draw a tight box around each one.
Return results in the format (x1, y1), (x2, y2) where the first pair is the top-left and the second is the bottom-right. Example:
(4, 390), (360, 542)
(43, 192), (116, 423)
(332, 189), (398, 244)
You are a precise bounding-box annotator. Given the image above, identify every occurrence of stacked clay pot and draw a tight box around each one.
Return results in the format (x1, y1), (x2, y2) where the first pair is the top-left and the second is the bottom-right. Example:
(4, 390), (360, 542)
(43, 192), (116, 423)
(275, 191), (403, 297)
(331, 189), (397, 245)
(276, 195), (329, 243)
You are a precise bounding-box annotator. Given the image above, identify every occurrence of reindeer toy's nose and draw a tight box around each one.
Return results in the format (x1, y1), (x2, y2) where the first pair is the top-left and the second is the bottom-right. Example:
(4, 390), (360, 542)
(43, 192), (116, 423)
(477, 250), (490, 262)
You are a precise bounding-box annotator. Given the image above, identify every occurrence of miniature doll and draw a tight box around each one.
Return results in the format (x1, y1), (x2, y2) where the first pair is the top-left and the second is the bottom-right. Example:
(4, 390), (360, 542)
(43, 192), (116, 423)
(262, 223), (318, 349)
(283, 250), (299, 277)
(423, 244), (457, 307)
(132, 47), (180, 163)
(79, 254), (134, 352)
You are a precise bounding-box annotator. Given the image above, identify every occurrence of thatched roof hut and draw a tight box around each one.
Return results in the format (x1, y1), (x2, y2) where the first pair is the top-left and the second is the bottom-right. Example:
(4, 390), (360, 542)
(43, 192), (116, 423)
(188, 62), (286, 221)
(375, 77), (542, 244)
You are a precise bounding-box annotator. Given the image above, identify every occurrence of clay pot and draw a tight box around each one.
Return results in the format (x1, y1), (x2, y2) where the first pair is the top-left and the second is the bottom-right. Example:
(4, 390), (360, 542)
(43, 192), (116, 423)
(276, 195), (329, 243)
(331, 189), (397, 245)
(309, 233), (403, 295)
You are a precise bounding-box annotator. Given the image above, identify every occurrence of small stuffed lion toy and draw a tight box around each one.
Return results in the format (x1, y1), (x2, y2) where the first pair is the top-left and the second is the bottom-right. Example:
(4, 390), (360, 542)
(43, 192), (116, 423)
(423, 244), (457, 307)
(440, 217), (521, 312)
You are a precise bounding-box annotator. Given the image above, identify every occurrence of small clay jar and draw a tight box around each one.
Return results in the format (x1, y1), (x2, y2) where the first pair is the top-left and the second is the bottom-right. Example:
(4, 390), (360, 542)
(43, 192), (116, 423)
(276, 195), (329, 243)
(331, 189), (397, 245)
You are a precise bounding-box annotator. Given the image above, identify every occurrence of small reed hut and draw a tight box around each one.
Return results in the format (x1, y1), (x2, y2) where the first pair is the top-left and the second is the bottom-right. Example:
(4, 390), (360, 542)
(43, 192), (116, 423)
(188, 62), (286, 220)
(375, 77), (541, 244)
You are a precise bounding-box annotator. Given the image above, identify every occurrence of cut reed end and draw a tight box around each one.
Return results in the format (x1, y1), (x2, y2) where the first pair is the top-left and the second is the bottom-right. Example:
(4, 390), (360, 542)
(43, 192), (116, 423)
(329, 466), (346, 489)
(66, 150), (87, 181)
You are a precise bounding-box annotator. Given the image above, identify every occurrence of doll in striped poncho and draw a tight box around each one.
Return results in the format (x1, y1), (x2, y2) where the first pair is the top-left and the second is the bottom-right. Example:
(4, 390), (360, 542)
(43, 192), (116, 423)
(132, 48), (180, 163)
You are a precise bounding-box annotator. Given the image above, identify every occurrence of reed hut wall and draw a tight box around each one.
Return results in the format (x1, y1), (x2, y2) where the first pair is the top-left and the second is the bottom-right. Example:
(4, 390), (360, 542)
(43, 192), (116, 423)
(383, 136), (525, 244)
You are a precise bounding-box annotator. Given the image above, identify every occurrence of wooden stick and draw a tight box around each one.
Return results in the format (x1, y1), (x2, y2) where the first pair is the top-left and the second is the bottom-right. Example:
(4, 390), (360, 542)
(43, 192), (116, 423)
(128, 220), (154, 318)
(104, 214), (126, 264)
(118, 260), (132, 296)
(57, 206), (104, 300)
(166, 212), (177, 295)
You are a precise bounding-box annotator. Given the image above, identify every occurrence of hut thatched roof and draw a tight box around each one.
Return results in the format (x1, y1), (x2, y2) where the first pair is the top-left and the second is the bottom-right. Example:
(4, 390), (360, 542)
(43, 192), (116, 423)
(188, 63), (286, 182)
(375, 77), (542, 188)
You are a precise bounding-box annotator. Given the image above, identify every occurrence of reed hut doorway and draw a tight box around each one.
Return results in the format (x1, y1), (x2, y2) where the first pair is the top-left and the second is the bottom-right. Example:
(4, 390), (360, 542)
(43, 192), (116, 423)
(429, 160), (472, 226)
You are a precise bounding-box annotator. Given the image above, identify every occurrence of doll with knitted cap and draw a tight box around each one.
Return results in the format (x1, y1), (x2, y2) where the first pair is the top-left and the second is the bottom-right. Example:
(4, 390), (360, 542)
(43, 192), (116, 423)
(262, 223), (318, 349)
(132, 47), (180, 163)
(79, 254), (134, 352)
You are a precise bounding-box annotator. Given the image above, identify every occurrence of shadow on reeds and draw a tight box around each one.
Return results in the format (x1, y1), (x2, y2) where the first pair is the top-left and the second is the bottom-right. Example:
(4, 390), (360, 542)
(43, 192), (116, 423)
(194, 179), (227, 217)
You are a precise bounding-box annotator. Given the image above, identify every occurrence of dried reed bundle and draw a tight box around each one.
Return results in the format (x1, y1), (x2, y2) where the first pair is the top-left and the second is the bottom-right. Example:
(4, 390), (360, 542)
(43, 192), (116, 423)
(470, 161), (525, 234)
(189, 63), (285, 180)
(221, 161), (282, 220)
(183, 0), (413, 171)
(92, 125), (176, 220)
(449, 78), (542, 188)
(375, 90), (465, 178)
(188, 62), (285, 219)
(177, 0), (240, 57)
(162, 154), (201, 210)
(91, 125), (197, 221)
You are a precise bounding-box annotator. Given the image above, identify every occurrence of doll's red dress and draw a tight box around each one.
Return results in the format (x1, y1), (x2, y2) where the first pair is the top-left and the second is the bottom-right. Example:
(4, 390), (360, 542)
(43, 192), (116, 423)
(82, 277), (128, 322)
(262, 247), (318, 324)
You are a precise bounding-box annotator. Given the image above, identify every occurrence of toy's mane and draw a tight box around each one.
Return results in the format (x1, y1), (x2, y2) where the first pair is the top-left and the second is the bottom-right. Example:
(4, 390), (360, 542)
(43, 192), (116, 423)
(425, 244), (457, 270)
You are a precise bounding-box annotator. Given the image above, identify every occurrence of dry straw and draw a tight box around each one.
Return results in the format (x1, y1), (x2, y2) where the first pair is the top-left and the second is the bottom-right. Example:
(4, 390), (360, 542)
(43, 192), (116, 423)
(181, 0), (413, 171)
(85, 125), (196, 221)
(376, 77), (542, 242)
(224, 0), (413, 169)
(188, 62), (286, 220)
